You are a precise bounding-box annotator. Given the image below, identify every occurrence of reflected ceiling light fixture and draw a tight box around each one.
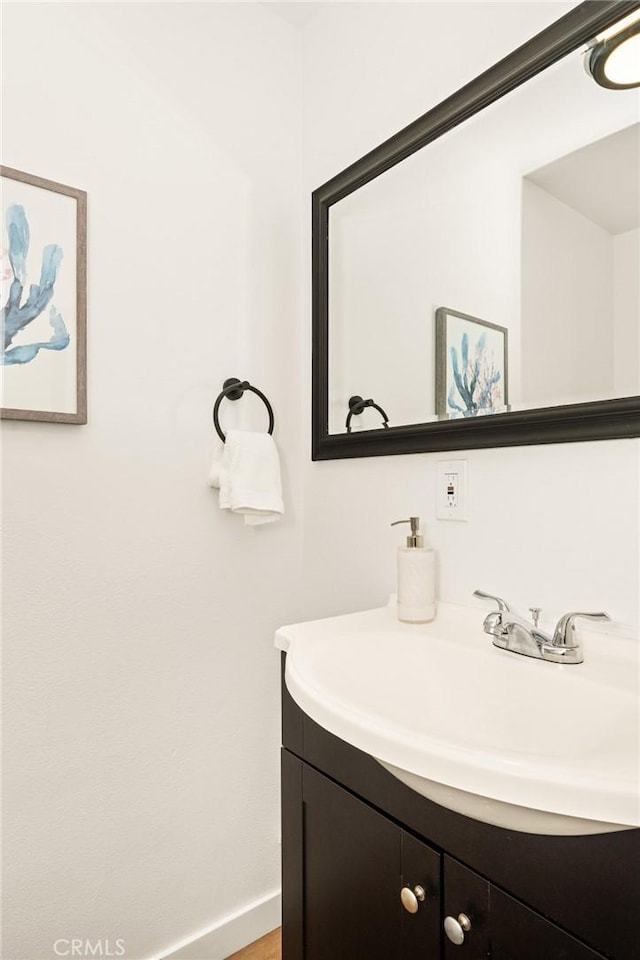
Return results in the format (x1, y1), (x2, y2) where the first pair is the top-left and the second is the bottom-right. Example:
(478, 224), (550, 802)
(585, 10), (640, 89)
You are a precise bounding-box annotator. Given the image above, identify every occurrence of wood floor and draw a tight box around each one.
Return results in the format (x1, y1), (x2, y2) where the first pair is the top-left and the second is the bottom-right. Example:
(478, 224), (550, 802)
(226, 928), (281, 960)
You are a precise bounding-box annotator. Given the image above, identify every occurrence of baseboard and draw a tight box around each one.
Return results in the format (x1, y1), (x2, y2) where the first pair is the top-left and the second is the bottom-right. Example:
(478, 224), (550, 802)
(158, 890), (281, 960)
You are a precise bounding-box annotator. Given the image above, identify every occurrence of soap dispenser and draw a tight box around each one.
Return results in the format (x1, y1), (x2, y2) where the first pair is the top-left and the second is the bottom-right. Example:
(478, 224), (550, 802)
(391, 517), (436, 623)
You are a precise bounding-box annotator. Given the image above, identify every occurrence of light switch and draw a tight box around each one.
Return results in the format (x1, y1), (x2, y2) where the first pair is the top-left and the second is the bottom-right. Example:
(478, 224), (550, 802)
(436, 460), (468, 520)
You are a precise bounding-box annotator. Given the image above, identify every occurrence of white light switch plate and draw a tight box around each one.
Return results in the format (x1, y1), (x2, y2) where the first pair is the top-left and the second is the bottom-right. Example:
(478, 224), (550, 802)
(436, 460), (468, 521)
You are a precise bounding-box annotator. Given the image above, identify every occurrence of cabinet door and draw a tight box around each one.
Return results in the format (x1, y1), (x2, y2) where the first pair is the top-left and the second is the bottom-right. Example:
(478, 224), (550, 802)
(302, 764), (440, 960)
(303, 764), (401, 960)
(443, 857), (607, 960)
(444, 856), (491, 959)
(401, 830), (441, 958)
(490, 887), (607, 960)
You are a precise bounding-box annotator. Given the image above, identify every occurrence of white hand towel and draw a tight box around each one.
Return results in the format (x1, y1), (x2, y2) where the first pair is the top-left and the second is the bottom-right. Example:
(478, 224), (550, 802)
(208, 429), (284, 525)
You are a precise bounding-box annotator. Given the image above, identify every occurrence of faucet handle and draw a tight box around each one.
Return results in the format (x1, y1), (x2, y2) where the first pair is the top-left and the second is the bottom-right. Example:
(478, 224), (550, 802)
(473, 590), (510, 612)
(552, 611), (611, 648)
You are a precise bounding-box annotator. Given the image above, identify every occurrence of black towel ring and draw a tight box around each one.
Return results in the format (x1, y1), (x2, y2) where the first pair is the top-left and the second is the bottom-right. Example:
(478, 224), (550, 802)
(213, 378), (275, 442)
(345, 395), (390, 433)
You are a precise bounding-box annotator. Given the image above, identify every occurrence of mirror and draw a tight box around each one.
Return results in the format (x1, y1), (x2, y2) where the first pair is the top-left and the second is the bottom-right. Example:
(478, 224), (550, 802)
(312, 0), (640, 459)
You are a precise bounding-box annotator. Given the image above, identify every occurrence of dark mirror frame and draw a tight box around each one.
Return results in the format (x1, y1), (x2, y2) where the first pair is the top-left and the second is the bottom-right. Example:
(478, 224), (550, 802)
(312, 0), (640, 460)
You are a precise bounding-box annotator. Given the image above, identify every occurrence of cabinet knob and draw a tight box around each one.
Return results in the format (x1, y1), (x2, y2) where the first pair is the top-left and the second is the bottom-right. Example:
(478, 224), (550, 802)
(400, 885), (426, 914)
(444, 913), (472, 945)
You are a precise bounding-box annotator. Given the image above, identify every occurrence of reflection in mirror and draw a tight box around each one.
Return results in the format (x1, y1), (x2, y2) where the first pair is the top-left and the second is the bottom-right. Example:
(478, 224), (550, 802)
(327, 33), (640, 436)
(522, 122), (639, 408)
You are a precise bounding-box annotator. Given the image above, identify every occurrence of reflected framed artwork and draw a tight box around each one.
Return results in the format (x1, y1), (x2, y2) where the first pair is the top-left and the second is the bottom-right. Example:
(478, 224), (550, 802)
(435, 307), (508, 420)
(1, 166), (87, 423)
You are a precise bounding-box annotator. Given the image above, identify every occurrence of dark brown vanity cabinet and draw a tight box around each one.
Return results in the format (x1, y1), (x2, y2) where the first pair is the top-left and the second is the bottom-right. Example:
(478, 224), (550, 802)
(282, 662), (639, 960)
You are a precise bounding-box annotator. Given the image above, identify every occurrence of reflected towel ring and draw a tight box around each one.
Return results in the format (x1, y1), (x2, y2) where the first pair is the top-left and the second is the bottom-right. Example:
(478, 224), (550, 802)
(346, 395), (390, 433)
(213, 378), (275, 442)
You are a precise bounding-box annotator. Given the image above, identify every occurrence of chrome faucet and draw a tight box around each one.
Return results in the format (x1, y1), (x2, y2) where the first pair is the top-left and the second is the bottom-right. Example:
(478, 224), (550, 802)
(473, 590), (610, 664)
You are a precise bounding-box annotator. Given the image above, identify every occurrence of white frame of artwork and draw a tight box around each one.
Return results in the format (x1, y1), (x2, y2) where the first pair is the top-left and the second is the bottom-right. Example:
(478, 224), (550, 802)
(1, 166), (87, 423)
(435, 306), (508, 420)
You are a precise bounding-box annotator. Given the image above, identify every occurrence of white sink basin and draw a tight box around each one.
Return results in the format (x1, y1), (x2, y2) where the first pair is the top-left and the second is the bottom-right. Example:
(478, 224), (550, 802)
(276, 601), (640, 835)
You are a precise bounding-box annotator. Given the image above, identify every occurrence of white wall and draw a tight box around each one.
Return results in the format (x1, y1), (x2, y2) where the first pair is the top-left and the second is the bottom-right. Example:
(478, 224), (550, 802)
(301, 2), (640, 637)
(1, 4), (303, 959)
(614, 228), (640, 398)
(521, 179), (614, 407)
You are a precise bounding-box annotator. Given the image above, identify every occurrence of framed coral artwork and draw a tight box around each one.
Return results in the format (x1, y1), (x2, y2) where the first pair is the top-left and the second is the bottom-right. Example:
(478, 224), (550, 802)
(435, 307), (508, 420)
(1, 166), (86, 423)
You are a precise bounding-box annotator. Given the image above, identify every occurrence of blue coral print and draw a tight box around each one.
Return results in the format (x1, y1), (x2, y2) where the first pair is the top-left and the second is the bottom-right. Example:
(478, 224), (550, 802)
(2, 204), (69, 365)
(447, 331), (503, 417)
